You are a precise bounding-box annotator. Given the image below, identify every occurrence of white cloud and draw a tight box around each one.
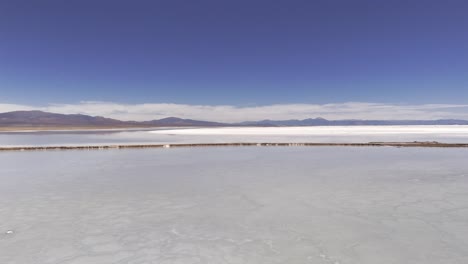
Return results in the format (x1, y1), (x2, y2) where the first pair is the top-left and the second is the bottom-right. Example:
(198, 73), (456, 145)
(1, 101), (468, 122)
(0, 103), (35, 113)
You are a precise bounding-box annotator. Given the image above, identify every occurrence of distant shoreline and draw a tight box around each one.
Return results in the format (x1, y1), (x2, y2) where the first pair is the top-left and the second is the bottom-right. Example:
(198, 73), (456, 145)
(2, 142), (468, 151)
(3, 124), (468, 133)
(0, 126), (156, 132)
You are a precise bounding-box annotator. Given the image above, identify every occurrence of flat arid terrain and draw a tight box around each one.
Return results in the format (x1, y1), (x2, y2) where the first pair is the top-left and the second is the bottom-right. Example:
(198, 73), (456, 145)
(1, 126), (468, 263)
(1, 147), (468, 264)
(0, 126), (143, 132)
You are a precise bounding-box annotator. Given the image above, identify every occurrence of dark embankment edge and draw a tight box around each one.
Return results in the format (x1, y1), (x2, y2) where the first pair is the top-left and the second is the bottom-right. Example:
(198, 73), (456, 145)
(1, 142), (468, 151)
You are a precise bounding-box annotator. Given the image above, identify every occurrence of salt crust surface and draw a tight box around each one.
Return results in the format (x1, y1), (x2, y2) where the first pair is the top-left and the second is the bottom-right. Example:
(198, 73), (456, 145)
(2, 126), (468, 147)
(151, 125), (468, 135)
(1, 147), (468, 263)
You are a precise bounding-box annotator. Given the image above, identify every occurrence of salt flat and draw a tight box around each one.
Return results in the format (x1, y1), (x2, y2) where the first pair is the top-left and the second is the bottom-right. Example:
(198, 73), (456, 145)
(2, 126), (468, 147)
(150, 125), (468, 135)
(149, 125), (468, 144)
(1, 147), (468, 263)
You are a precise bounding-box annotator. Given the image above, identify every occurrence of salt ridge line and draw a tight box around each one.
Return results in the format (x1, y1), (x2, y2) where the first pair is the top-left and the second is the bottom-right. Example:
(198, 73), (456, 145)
(2, 142), (468, 151)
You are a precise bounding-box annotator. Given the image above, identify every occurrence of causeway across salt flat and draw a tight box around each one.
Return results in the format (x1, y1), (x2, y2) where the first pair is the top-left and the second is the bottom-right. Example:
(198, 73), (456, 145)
(2, 126), (468, 149)
(2, 142), (468, 151)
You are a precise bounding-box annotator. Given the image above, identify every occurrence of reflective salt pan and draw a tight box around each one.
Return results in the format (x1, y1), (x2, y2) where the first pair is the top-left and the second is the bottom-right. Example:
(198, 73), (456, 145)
(2, 125), (468, 147)
(150, 125), (468, 135)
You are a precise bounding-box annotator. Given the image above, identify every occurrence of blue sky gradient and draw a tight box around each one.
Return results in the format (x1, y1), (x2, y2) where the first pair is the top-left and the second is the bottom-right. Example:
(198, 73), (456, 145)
(1, 0), (467, 106)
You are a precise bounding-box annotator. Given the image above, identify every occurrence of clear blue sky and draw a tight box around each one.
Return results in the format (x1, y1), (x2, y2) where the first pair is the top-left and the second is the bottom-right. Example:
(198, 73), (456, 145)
(1, 0), (467, 106)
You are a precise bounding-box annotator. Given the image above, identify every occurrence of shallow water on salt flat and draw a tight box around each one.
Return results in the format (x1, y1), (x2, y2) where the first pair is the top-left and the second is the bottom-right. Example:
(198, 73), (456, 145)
(1, 147), (468, 263)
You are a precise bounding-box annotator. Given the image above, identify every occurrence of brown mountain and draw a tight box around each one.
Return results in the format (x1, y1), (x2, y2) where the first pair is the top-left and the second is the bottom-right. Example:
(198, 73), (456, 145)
(0, 111), (127, 127)
(0, 111), (226, 128)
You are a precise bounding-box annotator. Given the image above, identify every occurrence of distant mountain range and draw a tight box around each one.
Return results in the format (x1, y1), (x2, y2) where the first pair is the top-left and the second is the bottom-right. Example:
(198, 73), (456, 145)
(0, 111), (226, 127)
(1, 110), (468, 128)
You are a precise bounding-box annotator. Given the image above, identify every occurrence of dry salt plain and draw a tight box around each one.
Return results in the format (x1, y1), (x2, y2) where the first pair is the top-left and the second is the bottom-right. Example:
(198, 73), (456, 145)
(2, 126), (468, 146)
(1, 126), (468, 264)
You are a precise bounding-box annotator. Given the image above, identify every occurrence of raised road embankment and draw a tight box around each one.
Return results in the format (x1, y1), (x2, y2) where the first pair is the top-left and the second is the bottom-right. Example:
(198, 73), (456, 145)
(1, 142), (468, 151)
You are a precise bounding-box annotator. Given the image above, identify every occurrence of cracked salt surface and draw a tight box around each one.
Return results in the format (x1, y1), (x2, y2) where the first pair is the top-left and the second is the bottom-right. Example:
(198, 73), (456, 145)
(1, 147), (468, 263)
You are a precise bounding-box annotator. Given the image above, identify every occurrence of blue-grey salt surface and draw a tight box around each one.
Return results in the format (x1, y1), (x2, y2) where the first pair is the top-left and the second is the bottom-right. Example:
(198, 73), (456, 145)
(1, 147), (468, 263)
